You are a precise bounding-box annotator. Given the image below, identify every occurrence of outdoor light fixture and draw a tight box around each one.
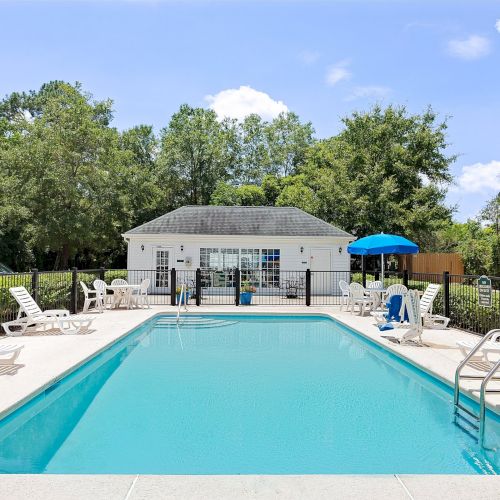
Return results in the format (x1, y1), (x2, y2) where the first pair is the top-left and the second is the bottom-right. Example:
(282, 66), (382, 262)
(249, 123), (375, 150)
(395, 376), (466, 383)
(141, 245), (144, 252)
(338, 246), (343, 254)
(181, 245), (184, 252)
(300, 246), (304, 254)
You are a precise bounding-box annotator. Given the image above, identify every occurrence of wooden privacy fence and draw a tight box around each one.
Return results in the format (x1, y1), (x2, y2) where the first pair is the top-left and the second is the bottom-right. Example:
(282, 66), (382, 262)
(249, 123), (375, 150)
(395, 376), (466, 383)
(398, 253), (464, 279)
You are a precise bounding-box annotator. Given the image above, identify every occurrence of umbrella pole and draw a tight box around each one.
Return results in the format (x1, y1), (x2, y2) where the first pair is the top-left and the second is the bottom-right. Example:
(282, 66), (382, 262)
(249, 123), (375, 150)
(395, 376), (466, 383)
(381, 253), (384, 286)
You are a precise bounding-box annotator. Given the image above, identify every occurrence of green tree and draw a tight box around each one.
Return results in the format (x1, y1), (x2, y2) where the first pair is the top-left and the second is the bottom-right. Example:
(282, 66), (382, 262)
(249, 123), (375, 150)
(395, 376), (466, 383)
(237, 114), (270, 184)
(0, 81), (131, 269)
(261, 174), (282, 205)
(480, 192), (500, 275)
(210, 182), (241, 206)
(119, 125), (164, 228)
(301, 105), (455, 247)
(437, 221), (493, 275)
(265, 112), (315, 177)
(237, 185), (266, 206)
(275, 176), (319, 214)
(157, 105), (239, 205)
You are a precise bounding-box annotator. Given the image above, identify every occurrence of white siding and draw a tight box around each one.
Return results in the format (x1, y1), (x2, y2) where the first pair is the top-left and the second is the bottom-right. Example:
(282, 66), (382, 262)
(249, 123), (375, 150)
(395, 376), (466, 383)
(125, 234), (351, 272)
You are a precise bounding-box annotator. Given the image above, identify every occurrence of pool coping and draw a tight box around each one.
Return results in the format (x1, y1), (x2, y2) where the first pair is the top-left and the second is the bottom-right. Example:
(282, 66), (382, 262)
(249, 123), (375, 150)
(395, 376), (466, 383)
(1, 473), (500, 500)
(0, 307), (499, 422)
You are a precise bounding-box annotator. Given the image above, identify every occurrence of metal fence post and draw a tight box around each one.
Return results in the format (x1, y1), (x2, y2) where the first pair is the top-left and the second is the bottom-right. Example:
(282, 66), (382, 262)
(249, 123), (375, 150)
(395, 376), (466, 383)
(403, 269), (409, 288)
(306, 269), (311, 306)
(71, 267), (78, 314)
(31, 268), (39, 303)
(235, 268), (241, 306)
(99, 267), (105, 281)
(443, 271), (450, 319)
(170, 268), (176, 306)
(196, 268), (201, 306)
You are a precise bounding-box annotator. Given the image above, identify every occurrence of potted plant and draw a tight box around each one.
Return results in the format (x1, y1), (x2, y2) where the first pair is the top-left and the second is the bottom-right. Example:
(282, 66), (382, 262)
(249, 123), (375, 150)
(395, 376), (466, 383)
(176, 285), (190, 305)
(240, 281), (256, 305)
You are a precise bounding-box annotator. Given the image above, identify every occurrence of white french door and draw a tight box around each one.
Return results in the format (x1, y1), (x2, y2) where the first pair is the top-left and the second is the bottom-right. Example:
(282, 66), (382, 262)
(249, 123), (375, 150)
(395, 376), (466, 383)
(152, 247), (172, 293)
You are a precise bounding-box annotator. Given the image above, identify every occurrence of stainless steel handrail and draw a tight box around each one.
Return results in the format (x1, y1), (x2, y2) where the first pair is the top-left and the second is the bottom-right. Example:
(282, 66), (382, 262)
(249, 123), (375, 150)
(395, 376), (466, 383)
(479, 358), (500, 446)
(454, 328), (500, 447)
(176, 283), (188, 324)
(454, 329), (500, 408)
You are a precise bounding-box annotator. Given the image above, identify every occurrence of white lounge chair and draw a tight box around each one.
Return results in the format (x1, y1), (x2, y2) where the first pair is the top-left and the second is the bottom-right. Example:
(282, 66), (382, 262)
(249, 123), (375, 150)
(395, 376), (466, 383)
(80, 281), (103, 313)
(338, 280), (351, 311)
(420, 284), (450, 329)
(349, 283), (375, 316)
(1, 287), (93, 336)
(457, 331), (500, 361)
(381, 289), (424, 345)
(130, 279), (151, 309)
(0, 344), (23, 364)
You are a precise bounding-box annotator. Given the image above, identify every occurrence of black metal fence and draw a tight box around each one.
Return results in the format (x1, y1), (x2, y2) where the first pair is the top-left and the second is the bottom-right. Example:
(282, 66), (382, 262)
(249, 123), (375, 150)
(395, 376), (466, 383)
(0, 267), (499, 336)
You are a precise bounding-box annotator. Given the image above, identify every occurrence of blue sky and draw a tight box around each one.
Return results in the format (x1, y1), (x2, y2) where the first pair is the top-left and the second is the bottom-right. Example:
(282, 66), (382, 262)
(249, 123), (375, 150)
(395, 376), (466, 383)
(2, 0), (499, 221)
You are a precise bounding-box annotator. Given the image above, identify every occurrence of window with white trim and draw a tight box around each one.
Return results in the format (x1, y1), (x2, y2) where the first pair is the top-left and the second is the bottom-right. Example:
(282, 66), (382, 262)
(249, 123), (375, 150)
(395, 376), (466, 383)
(240, 249), (260, 285)
(261, 249), (280, 288)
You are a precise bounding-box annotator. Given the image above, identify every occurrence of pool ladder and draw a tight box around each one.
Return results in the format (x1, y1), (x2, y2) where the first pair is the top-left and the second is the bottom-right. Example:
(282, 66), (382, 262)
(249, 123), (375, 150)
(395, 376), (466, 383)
(176, 283), (188, 324)
(454, 328), (500, 447)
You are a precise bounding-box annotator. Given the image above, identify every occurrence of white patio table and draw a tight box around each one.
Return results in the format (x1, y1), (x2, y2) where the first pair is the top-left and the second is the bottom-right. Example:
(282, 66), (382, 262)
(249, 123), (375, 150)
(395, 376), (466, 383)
(105, 284), (141, 309)
(364, 287), (387, 310)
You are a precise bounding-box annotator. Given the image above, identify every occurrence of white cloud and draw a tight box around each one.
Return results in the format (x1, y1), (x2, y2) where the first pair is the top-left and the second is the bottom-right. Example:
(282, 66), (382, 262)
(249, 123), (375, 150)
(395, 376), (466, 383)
(325, 61), (351, 86)
(447, 35), (491, 60)
(205, 85), (288, 121)
(457, 160), (500, 192)
(298, 50), (320, 65)
(345, 85), (391, 101)
(496, 19), (500, 33)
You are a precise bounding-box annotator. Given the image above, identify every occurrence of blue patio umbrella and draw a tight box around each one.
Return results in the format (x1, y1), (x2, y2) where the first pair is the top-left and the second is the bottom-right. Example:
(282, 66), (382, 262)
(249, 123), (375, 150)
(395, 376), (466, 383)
(347, 233), (419, 284)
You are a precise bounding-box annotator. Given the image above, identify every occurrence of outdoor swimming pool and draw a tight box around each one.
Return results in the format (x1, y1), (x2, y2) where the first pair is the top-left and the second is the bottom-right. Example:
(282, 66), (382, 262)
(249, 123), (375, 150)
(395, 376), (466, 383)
(0, 314), (499, 474)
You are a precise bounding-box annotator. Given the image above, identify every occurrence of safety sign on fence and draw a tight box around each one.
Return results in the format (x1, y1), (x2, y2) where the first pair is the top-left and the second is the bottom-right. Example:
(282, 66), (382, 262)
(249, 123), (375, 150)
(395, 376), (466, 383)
(478, 275), (492, 308)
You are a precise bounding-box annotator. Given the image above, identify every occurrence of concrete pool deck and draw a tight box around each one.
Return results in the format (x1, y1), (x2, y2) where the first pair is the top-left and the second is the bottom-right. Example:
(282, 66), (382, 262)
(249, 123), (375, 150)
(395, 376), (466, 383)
(1, 305), (499, 498)
(1, 474), (500, 500)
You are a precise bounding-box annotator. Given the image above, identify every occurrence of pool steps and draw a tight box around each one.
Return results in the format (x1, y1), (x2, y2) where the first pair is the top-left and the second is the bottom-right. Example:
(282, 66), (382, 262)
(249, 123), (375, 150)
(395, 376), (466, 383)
(154, 317), (238, 329)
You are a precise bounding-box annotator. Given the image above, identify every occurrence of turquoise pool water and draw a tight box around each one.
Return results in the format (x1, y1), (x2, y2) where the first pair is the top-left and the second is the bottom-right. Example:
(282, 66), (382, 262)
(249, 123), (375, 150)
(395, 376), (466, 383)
(0, 314), (499, 474)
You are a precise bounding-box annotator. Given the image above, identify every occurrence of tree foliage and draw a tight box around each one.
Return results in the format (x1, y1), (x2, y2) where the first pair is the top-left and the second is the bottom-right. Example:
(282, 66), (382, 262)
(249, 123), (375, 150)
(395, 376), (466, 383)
(299, 105), (455, 247)
(0, 82), (465, 272)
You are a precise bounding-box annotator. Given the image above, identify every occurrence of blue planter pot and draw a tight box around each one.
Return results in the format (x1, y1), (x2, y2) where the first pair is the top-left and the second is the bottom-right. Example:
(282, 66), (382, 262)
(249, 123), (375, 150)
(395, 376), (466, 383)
(176, 292), (190, 305)
(240, 292), (253, 305)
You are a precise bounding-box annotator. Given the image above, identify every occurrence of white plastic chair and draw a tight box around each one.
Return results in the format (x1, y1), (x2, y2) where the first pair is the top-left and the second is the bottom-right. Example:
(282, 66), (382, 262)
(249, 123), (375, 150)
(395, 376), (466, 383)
(111, 278), (128, 286)
(80, 281), (102, 313)
(371, 284), (408, 324)
(338, 280), (351, 311)
(93, 279), (112, 309)
(130, 279), (151, 309)
(1, 287), (93, 336)
(366, 280), (384, 309)
(349, 283), (375, 316)
(110, 278), (129, 308)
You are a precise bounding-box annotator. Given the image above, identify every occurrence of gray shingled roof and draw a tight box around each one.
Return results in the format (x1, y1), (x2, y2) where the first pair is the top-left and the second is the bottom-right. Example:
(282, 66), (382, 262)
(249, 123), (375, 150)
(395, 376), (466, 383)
(124, 206), (352, 238)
